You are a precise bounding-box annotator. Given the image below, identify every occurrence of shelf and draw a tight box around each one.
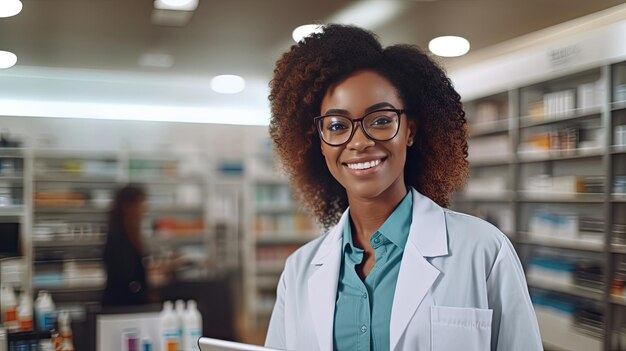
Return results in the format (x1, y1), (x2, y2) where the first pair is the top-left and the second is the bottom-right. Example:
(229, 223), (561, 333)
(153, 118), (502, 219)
(610, 295), (626, 306)
(610, 244), (626, 254)
(252, 176), (290, 185)
(0, 148), (25, 157)
(527, 276), (603, 301)
(148, 206), (204, 213)
(255, 235), (317, 246)
(469, 120), (510, 137)
(468, 157), (513, 167)
(147, 236), (205, 247)
(518, 235), (604, 252)
(256, 261), (285, 275)
(0, 206), (24, 216)
(518, 192), (604, 203)
(0, 176), (24, 182)
(34, 206), (109, 214)
(611, 194), (626, 202)
(255, 205), (297, 214)
(612, 101), (626, 111)
(519, 107), (602, 128)
(453, 192), (514, 202)
(33, 284), (105, 293)
(33, 239), (106, 248)
(535, 308), (602, 351)
(34, 175), (118, 183)
(517, 149), (603, 163)
(128, 176), (205, 184)
(612, 145), (626, 154)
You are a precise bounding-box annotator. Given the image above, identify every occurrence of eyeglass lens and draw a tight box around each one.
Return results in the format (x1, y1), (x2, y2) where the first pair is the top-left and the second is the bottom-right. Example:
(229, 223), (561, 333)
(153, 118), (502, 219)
(317, 110), (400, 146)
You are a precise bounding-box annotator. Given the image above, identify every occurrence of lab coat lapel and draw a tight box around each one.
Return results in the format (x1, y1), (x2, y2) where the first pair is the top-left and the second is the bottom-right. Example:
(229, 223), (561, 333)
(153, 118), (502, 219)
(308, 210), (348, 351)
(390, 189), (448, 350)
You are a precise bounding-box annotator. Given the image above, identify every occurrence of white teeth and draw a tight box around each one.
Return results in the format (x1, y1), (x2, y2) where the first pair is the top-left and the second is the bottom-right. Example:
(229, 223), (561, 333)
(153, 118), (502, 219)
(346, 159), (381, 170)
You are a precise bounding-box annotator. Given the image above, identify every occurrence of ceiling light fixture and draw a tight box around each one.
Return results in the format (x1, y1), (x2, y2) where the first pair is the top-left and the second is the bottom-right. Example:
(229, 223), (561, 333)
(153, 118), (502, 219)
(210, 75), (246, 94)
(292, 24), (323, 43)
(428, 36), (470, 57)
(153, 0), (198, 11)
(0, 51), (17, 69)
(0, 0), (22, 18)
(328, 0), (407, 29)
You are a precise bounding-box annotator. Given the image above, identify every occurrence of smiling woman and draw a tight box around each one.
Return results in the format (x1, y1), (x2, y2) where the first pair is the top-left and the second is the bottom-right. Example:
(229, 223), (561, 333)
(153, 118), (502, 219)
(264, 24), (542, 351)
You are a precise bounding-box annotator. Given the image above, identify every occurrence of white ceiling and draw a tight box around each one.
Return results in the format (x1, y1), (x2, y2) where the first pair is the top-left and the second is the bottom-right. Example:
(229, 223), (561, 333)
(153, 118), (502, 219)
(0, 0), (624, 124)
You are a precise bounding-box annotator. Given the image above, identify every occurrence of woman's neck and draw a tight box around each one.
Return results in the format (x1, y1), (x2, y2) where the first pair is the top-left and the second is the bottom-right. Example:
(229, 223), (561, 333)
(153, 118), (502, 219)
(347, 182), (409, 245)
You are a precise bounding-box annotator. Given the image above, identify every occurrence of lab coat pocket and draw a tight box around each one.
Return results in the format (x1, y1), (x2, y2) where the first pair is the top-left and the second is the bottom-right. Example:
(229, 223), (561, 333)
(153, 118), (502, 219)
(431, 306), (492, 351)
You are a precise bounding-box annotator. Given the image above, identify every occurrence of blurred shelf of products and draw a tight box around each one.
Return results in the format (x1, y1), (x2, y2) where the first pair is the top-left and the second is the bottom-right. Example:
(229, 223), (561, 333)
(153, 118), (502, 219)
(242, 145), (321, 332)
(451, 44), (626, 350)
(0, 148), (244, 350)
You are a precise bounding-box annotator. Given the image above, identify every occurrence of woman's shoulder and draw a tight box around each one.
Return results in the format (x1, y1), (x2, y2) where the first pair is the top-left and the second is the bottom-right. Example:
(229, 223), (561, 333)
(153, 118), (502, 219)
(441, 208), (510, 256)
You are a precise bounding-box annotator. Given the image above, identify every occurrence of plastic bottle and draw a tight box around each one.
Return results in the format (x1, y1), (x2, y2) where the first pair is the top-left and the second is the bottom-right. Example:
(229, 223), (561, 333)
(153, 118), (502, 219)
(160, 301), (179, 351)
(174, 300), (185, 350)
(35, 291), (56, 331)
(1, 285), (18, 332)
(17, 293), (33, 332)
(141, 335), (153, 351)
(183, 300), (202, 351)
(58, 311), (74, 351)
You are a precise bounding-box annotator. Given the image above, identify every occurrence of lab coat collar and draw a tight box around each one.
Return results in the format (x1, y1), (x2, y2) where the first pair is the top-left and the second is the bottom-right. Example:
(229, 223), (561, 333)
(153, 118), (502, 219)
(308, 188), (448, 351)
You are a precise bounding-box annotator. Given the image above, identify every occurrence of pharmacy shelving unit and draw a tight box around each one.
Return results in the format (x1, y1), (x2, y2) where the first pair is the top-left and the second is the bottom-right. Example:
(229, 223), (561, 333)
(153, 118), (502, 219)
(31, 150), (125, 304)
(243, 149), (319, 332)
(0, 148), (31, 297)
(24, 149), (241, 309)
(452, 57), (626, 351)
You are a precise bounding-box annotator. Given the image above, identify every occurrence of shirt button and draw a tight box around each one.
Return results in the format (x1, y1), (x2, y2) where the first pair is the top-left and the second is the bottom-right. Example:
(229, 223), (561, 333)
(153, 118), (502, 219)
(361, 325), (368, 333)
(362, 293), (367, 299)
(373, 238), (380, 243)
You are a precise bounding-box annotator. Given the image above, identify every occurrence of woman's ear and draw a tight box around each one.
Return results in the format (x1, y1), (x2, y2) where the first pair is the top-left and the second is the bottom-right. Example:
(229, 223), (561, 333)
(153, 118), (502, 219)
(407, 119), (417, 147)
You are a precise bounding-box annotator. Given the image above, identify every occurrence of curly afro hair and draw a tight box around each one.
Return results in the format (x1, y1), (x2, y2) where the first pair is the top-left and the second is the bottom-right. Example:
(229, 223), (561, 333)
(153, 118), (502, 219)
(269, 24), (468, 229)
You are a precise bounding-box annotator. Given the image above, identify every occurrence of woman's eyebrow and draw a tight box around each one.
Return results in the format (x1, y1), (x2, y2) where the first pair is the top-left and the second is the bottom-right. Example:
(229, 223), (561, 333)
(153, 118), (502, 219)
(323, 102), (396, 116)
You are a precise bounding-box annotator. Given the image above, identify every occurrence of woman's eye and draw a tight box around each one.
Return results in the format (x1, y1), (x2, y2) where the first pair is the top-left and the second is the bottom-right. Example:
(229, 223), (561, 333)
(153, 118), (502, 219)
(327, 122), (349, 132)
(370, 117), (392, 127)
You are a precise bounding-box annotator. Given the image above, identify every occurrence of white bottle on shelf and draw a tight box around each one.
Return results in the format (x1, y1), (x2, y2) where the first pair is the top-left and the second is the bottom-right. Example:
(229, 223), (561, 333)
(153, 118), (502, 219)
(174, 300), (185, 350)
(160, 301), (179, 351)
(58, 311), (74, 351)
(183, 300), (202, 351)
(35, 291), (56, 330)
(16, 292), (33, 332)
(0, 285), (18, 331)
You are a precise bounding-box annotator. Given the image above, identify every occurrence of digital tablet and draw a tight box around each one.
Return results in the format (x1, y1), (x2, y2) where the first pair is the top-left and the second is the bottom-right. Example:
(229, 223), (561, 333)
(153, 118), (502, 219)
(198, 337), (281, 351)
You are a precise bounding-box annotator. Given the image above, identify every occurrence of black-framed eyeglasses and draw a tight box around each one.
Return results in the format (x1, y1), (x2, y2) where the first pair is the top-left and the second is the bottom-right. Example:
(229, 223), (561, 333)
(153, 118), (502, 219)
(314, 108), (404, 147)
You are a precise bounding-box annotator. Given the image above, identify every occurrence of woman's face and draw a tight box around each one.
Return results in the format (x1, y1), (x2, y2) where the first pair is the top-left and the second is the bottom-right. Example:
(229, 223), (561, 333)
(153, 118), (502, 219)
(319, 70), (416, 201)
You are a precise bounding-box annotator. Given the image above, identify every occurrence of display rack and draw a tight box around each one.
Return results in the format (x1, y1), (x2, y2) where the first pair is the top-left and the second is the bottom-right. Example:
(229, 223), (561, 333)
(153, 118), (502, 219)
(243, 148), (319, 331)
(452, 59), (626, 351)
(3, 149), (241, 309)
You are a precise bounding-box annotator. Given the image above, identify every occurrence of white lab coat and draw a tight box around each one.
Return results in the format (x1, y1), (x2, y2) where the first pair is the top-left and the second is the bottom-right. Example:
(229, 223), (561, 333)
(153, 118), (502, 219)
(265, 188), (542, 351)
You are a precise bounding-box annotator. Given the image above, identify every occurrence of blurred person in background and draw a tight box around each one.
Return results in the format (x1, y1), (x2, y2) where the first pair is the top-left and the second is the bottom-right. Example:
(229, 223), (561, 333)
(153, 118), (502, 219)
(102, 184), (149, 306)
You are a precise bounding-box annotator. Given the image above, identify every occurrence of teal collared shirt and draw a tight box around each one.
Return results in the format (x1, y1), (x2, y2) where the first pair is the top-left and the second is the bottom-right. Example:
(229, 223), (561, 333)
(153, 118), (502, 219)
(333, 191), (413, 351)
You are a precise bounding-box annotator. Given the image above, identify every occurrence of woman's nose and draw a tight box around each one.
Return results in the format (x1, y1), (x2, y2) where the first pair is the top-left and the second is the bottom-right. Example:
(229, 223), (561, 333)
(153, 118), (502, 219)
(346, 123), (374, 151)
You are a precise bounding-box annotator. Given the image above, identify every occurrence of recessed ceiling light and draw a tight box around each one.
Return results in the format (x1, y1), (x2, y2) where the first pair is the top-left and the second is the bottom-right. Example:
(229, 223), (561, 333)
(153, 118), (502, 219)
(292, 24), (323, 43)
(210, 75), (246, 94)
(154, 0), (198, 11)
(138, 52), (174, 68)
(0, 0), (22, 18)
(428, 36), (470, 57)
(328, 0), (406, 29)
(0, 51), (17, 69)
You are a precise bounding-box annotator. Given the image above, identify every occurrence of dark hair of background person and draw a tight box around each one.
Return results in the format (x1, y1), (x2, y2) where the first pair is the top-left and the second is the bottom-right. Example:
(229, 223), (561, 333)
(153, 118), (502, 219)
(107, 184), (146, 251)
(102, 183), (148, 306)
(268, 24), (469, 229)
